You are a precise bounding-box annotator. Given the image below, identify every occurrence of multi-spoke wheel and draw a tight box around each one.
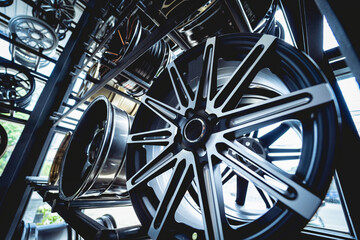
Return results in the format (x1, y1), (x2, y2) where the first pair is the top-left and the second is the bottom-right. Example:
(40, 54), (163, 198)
(0, 62), (35, 109)
(102, 14), (170, 96)
(126, 33), (340, 239)
(32, 0), (76, 40)
(9, 15), (58, 68)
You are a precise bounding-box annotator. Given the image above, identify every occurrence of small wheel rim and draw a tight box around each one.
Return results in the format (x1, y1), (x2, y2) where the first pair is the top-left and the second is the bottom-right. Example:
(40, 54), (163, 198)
(9, 15), (58, 52)
(0, 63), (35, 107)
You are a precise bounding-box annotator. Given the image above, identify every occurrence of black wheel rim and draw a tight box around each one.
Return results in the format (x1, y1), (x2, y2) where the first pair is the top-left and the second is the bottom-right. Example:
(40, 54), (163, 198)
(126, 33), (340, 239)
(32, 0), (75, 40)
(59, 96), (130, 200)
(59, 96), (112, 200)
(0, 62), (35, 108)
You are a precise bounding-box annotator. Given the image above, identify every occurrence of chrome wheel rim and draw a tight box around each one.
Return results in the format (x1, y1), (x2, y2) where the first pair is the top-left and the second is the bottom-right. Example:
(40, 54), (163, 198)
(9, 15), (58, 67)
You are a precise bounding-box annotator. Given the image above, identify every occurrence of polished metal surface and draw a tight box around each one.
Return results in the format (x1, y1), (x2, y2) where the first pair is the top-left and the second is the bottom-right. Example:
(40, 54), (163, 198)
(59, 95), (130, 201)
(48, 131), (72, 185)
(8, 15), (58, 68)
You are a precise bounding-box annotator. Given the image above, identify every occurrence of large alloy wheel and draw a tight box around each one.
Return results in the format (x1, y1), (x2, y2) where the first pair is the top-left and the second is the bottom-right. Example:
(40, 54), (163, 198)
(126, 33), (340, 239)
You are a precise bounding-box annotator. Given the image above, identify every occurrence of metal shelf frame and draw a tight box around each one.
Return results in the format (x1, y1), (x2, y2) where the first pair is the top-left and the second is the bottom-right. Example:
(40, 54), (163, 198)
(25, 177), (145, 240)
(0, 0), (113, 238)
(0, 0), (359, 239)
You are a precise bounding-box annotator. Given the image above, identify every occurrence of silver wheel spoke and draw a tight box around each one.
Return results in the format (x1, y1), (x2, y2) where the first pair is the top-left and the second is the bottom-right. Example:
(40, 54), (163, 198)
(42, 37), (54, 48)
(211, 35), (277, 112)
(195, 37), (218, 112)
(14, 79), (30, 91)
(216, 83), (334, 135)
(42, 5), (55, 11)
(142, 95), (182, 126)
(128, 127), (176, 146)
(267, 148), (301, 161)
(193, 155), (226, 240)
(126, 144), (181, 191)
(167, 61), (195, 110)
(80, 160), (92, 179)
(209, 137), (321, 220)
(148, 155), (194, 239)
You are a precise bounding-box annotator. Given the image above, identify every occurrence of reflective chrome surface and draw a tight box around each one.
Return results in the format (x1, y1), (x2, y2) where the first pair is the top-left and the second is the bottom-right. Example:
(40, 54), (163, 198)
(59, 96), (130, 200)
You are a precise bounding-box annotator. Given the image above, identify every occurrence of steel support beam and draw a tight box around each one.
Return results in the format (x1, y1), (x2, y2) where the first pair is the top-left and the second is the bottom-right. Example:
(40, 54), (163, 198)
(0, 0), (108, 238)
(305, 3), (360, 238)
(55, 207), (148, 240)
(281, 1), (360, 238)
(314, 0), (360, 86)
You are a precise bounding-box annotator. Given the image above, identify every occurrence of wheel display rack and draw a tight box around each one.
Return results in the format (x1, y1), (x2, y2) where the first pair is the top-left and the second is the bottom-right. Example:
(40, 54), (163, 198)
(0, 0), (359, 239)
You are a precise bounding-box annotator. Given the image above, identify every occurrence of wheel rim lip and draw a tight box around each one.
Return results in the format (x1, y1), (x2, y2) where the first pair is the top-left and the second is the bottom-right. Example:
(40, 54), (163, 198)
(59, 96), (114, 200)
(126, 33), (339, 238)
(59, 95), (131, 200)
(0, 124), (8, 158)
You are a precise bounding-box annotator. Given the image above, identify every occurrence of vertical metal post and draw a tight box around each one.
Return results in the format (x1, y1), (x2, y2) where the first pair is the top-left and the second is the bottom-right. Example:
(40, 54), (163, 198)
(280, 0), (307, 51)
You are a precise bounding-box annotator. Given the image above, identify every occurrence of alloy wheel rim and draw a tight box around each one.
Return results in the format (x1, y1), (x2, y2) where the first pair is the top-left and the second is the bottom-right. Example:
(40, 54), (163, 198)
(126, 33), (340, 239)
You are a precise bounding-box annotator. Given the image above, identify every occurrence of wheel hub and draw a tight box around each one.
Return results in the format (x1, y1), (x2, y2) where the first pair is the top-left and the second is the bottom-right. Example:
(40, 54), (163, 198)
(29, 29), (43, 40)
(182, 111), (216, 150)
(184, 117), (206, 143)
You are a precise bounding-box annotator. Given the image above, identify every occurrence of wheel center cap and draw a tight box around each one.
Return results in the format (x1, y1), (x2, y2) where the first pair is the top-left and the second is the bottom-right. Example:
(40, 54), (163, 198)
(28, 29), (43, 40)
(184, 118), (206, 143)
